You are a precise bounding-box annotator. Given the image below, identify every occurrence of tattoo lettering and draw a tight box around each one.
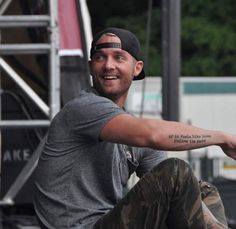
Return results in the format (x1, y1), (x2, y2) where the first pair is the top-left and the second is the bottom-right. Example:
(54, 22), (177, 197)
(168, 134), (211, 144)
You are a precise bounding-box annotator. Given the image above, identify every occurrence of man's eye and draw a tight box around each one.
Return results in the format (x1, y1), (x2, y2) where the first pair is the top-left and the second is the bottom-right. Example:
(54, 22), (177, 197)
(93, 55), (104, 61)
(116, 55), (125, 61)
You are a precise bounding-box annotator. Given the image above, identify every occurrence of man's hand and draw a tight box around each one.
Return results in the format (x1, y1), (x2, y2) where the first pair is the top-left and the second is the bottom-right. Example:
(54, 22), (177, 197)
(219, 133), (236, 160)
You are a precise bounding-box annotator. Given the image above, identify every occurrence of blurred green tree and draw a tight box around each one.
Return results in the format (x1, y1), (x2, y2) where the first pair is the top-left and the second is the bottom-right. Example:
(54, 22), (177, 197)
(182, 0), (236, 76)
(87, 0), (236, 76)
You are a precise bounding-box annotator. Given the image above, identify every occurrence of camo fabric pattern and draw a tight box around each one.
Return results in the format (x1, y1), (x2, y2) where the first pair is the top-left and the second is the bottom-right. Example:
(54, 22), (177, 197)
(94, 158), (206, 229)
(199, 180), (228, 227)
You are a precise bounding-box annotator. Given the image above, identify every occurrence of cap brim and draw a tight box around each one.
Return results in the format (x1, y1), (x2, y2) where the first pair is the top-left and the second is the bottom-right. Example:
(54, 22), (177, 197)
(133, 68), (145, 80)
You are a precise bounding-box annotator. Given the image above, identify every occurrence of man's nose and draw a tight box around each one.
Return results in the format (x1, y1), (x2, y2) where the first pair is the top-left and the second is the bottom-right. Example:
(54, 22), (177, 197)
(104, 56), (115, 70)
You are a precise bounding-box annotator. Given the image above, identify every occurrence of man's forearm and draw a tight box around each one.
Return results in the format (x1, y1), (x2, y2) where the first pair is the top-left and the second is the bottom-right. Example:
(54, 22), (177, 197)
(166, 132), (223, 150)
(147, 119), (225, 151)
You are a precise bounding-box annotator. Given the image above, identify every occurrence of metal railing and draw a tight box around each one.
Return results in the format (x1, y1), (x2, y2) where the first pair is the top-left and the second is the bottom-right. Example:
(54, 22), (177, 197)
(0, 0), (60, 206)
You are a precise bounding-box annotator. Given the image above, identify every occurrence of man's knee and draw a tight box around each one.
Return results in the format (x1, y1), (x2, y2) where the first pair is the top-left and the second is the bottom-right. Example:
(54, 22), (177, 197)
(149, 158), (199, 197)
(152, 157), (194, 180)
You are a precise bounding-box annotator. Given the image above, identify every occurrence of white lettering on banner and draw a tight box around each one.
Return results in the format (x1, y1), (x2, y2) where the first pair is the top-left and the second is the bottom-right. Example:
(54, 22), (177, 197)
(3, 149), (31, 162)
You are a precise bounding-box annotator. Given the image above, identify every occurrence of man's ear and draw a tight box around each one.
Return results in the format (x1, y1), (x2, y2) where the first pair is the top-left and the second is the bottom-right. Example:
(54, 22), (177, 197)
(133, 60), (144, 78)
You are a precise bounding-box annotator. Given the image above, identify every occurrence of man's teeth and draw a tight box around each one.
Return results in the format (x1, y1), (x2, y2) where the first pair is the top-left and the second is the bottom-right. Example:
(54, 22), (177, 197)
(103, 76), (117, 79)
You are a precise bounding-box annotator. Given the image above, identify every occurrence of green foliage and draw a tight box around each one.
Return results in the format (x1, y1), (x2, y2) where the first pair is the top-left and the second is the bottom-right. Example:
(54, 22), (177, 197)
(87, 0), (236, 76)
(181, 0), (236, 76)
(105, 8), (161, 76)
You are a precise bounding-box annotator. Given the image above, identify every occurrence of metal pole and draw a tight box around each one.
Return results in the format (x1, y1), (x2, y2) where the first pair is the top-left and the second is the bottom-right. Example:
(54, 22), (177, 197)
(161, 0), (181, 121)
(140, 0), (153, 117)
(0, 133), (48, 206)
(0, 120), (50, 129)
(0, 57), (50, 116)
(49, 0), (60, 119)
(0, 15), (50, 27)
(0, 25), (2, 229)
(0, 0), (12, 15)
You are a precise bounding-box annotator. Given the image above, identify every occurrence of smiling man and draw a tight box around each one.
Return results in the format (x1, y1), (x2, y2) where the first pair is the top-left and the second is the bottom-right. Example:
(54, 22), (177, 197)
(89, 30), (144, 106)
(33, 27), (235, 229)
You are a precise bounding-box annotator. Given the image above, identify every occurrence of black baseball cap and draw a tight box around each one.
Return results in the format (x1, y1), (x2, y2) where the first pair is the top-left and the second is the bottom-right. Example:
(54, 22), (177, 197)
(90, 27), (145, 80)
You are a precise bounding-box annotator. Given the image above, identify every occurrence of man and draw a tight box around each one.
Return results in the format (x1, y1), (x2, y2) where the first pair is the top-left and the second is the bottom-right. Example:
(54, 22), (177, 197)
(34, 27), (236, 229)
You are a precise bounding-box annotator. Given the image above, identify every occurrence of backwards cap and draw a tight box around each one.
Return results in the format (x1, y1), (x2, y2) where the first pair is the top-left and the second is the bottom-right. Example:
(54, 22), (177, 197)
(90, 27), (145, 80)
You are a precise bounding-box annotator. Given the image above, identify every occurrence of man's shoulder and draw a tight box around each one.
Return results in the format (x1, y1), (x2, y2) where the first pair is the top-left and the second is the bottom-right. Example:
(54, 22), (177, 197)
(78, 88), (110, 103)
(65, 88), (104, 106)
(64, 88), (119, 114)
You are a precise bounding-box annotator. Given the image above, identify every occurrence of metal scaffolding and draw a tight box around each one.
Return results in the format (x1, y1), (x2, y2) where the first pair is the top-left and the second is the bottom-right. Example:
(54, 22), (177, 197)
(0, 0), (60, 206)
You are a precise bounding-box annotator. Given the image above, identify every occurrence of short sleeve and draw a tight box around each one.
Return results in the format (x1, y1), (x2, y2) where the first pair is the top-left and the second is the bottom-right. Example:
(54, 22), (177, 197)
(65, 91), (125, 141)
(135, 148), (168, 178)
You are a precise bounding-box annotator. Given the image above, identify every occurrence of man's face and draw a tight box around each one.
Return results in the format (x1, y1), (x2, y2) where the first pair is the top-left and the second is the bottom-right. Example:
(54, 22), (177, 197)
(89, 34), (143, 103)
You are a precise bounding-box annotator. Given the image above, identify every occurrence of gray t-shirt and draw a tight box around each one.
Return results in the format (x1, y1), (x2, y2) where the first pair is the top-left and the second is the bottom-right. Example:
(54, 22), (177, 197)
(34, 88), (167, 229)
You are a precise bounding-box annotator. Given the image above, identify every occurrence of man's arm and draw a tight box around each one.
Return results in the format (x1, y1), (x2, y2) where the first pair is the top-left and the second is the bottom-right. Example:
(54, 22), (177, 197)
(100, 113), (236, 159)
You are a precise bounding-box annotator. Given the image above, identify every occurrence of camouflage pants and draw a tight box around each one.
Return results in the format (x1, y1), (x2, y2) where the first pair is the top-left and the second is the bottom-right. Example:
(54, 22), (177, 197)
(200, 180), (227, 227)
(94, 158), (227, 229)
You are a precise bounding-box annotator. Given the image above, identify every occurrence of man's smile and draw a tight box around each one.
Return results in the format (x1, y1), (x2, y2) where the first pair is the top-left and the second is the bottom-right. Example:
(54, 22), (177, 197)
(102, 75), (119, 80)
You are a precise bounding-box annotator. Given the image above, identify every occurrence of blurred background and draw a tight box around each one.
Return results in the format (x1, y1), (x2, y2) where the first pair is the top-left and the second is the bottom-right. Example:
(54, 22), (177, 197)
(0, 0), (236, 228)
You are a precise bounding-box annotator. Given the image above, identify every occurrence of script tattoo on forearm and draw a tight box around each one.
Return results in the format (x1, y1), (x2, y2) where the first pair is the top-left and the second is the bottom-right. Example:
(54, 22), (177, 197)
(168, 134), (212, 144)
